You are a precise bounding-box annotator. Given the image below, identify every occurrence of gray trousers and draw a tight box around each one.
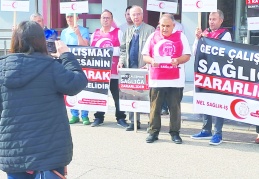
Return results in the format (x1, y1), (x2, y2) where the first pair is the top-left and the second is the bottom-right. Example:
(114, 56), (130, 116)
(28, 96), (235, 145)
(129, 112), (140, 122)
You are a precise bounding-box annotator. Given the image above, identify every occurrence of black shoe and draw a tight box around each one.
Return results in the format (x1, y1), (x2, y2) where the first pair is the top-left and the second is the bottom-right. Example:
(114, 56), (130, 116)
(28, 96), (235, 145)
(146, 132), (159, 143)
(126, 122), (141, 131)
(171, 133), (182, 144)
(117, 118), (129, 128)
(91, 118), (104, 127)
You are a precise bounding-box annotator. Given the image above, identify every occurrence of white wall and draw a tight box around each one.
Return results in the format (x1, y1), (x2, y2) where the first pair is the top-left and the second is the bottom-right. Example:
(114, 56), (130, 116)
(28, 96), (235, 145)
(86, 3), (103, 33)
(128, 0), (143, 7)
(102, 0), (127, 27)
(182, 12), (198, 82)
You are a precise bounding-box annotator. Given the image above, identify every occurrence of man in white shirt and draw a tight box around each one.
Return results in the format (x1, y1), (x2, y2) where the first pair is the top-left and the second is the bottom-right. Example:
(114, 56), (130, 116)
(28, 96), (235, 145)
(161, 16), (185, 116)
(142, 14), (191, 144)
(60, 13), (90, 125)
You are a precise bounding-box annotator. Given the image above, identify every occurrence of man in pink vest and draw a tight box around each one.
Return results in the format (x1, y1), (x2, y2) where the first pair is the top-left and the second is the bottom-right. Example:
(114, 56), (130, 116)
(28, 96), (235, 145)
(191, 10), (232, 146)
(161, 14), (185, 116)
(90, 9), (128, 128)
(142, 14), (191, 143)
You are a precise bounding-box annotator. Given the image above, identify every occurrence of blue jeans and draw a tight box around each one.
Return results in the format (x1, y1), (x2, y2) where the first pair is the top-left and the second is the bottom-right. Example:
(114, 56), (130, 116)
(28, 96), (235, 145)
(202, 114), (224, 136)
(71, 109), (88, 118)
(7, 167), (65, 179)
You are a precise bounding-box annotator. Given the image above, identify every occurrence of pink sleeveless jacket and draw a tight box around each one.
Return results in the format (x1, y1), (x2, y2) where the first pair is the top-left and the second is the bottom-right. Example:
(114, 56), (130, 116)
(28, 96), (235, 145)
(91, 28), (120, 76)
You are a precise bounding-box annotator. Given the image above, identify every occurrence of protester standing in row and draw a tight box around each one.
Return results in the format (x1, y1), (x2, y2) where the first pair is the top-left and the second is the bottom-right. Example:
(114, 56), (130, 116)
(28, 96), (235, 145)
(1, 21), (87, 179)
(191, 9), (232, 145)
(160, 14), (185, 116)
(91, 9), (128, 128)
(119, 6), (133, 33)
(60, 13), (90, 125)
(142, 14), (191, 143)
(118, 5), (155, 131)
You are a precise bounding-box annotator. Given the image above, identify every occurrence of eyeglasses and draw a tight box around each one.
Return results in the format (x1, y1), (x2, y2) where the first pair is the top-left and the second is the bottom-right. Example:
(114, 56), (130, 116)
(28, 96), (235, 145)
(131, 13), (142, 17)
(102, 17), (111, 20)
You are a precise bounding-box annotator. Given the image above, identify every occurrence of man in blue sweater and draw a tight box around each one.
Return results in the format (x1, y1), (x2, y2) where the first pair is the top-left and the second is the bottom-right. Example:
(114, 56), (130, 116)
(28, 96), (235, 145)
(61, 13), (90, 125)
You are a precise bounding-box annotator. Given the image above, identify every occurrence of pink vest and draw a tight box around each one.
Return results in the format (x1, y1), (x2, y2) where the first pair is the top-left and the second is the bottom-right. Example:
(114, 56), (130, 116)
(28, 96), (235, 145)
(149, 30), (183, 58)
(149, 30), (183, 80)
(203, 28), (228, 39)
(91, 28), (120, 75)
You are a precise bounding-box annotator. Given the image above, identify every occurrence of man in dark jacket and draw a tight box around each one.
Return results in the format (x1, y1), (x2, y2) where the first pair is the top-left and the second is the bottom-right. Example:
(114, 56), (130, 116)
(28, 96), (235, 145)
(0, 21), (87, 178)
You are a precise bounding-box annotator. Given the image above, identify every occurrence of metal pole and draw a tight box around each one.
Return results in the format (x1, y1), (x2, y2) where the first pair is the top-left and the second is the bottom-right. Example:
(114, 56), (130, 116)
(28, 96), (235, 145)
(235, 0), (242, 43)
(198, 12), (201, 29)
(35, 0), (38, 13)
(4, 40), (7, 55)
(134, 112), (137, 132)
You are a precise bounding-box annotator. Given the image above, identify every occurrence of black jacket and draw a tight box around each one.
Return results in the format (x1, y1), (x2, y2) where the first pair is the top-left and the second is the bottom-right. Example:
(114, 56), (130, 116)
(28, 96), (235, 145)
(0, 52), (87, 172)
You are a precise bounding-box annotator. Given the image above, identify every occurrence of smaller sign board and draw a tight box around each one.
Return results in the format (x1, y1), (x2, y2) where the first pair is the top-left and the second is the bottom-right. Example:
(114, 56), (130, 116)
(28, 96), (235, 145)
(182, 0), (217, 12)
(147, 0), (178, 14)
(1, 0), (29, 12)
(60, 0), (89, 14)
(118, 69), (150, 113)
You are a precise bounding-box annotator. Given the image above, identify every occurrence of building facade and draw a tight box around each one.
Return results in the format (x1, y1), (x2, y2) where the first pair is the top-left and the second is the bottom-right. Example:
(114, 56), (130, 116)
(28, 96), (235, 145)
(0, 0), (251, 81)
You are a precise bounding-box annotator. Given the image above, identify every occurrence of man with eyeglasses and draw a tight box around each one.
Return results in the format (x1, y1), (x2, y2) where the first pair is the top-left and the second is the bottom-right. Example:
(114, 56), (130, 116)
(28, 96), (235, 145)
(90, 10), (128, 128)
(118, 5), (155, 131)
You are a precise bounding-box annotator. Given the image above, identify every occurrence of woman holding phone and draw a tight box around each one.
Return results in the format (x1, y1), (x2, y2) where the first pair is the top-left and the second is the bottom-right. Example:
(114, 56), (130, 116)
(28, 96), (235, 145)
(0, 21), (87, 179)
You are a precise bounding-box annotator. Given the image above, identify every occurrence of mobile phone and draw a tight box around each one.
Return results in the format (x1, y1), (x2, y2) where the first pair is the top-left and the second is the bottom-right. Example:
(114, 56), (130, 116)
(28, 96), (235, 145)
(46, 40), (57, 53)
